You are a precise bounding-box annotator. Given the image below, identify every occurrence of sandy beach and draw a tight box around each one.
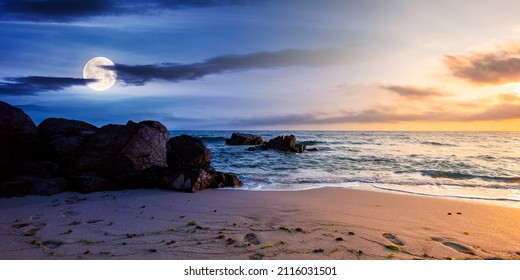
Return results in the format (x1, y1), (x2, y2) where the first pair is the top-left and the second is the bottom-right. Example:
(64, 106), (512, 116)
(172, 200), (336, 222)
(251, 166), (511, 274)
(1, 187), (519, 260)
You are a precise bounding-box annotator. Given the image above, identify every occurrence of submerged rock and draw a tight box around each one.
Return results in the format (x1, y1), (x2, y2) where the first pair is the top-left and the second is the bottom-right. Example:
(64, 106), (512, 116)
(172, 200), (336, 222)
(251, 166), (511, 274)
(226, 133), (264, 145)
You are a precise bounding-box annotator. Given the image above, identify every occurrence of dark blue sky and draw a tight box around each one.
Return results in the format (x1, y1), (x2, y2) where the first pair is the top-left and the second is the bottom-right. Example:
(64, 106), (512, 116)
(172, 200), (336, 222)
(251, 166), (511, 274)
(2, 0), (520, 130)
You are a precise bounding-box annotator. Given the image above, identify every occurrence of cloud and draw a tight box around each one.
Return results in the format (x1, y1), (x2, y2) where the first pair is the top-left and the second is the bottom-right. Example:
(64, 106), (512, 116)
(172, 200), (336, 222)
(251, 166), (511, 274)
(381, 85), (450, 98)
(1, 0), (253, 22)
(0, 76), (93, 95)
(444, 45), (520, 84)
(108, 48), (353, 85)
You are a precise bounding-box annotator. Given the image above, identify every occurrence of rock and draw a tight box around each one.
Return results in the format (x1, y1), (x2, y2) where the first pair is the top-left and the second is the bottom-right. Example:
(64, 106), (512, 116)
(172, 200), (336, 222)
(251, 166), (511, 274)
(166, 169), (215, 192)
(211, 171), (242, 188)
(0, 101), (44, 173)
(0, 177), (68, 197)
(37, 118), (98, 164)
(226, 133), (264, 145)
(65, 120), (169, 179)
(38, 118), (97, 140)
(249, 135), (306, 153)
(306, 147), (319, 152)
(166, 135), (211, 170)
(68, 176), (113, 193)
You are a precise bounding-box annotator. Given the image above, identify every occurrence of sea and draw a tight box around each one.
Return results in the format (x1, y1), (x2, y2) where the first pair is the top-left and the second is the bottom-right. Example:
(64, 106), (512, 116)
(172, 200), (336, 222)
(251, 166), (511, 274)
(170, 131), (520, 208)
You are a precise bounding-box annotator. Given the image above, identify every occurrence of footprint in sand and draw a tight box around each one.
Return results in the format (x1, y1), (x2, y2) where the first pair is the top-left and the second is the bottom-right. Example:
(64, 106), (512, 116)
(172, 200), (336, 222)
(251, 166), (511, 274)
(244, 233), (261, 245)
(41, 240), (64, 249)
(432, 237), (476, 255)
(383, 233), (405, 246)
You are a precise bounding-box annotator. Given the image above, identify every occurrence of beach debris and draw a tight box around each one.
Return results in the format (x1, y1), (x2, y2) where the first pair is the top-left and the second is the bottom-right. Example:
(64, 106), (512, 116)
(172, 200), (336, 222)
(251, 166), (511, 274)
(50, 252), (57, 257)
(463, 231), (470, 235)
(457, 212), (462, 215)
(99, 251), (111, 255)
(335, 237), (344, 241)
(148, 248), (158, 253)
(445, 256), (456, 260)
(348, 232), (355, 236)
(83, 250), (90, 255)
(250, 253), (265, 260)
(186, 220), (197, 226)
(261, 243), (275, 249)
(79, 239), (96, 245)
(63, 229), (73, 235)
(279, 226), (293, 233)
(313, 248), (325, 253)
(217, 235), (225, 239)
(358, 250), (364, 255)
(244, 233), (261, 245)
(226, 238), (236, 246)
(295, 227), (304, 232)
(279, 240), (287, 245)
(86, 218), (104, 224)
(385, 244), (402, 252)
(388, 253), (396, 258)
(166, 240), (176, 245)
(447, 213), (452, 215)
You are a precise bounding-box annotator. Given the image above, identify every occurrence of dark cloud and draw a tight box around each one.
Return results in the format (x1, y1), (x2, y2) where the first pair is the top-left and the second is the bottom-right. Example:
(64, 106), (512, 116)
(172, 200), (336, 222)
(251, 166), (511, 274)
(381, 85), (450, 98)
(1, 0), (253, 22)
(108, 48), (352, 86)
(444, 46), (520, 84)
(0, 76), (94, 95)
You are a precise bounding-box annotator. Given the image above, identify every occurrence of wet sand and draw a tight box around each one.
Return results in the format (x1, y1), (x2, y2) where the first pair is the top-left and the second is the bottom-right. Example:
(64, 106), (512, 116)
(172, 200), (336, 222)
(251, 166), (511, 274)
(1, 188), (519, 260)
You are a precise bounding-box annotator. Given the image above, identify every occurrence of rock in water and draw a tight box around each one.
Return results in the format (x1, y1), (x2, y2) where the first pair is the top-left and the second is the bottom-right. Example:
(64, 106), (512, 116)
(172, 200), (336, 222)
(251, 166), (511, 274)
(166, 135), (211, 170)
(65, 120), (169, 179)
(249, 134), (306, 153)
(226, 133), (264, 145)
(0, 101), (44, 173)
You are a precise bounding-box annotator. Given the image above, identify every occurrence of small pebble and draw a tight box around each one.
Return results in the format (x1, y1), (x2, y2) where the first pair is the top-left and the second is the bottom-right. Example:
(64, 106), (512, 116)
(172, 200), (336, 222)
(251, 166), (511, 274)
(336, 237), (344, 241)
(457, 212), (462, 215)
(348, 232), (355, 235)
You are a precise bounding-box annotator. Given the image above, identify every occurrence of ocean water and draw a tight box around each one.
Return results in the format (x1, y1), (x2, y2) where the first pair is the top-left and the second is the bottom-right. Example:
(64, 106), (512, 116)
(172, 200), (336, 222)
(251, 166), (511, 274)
(170, 131), (520, 208)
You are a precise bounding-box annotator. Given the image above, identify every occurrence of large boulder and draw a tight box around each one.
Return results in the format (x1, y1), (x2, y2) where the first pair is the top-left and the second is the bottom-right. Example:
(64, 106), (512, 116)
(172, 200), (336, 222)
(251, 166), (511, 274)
(0, 101), (44, 174)
(64, 120), (169, 179)
(166, 135), (211, 170)
(226, 133), (264, 145)
(37, 118), (98, 164)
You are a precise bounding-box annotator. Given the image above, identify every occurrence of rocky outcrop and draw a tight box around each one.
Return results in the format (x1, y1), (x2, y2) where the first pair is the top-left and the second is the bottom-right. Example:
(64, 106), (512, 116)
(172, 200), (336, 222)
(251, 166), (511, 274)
(162, 135), (241, 192)
(226, 133), (264, 145)
(0, 101), (44, 174)
(64, 120), (169, 179)
(166, 135), (211, 170)
(0, 102), (242, 196)
(248, 135), (306, 153)
(37, 118), (98, 164)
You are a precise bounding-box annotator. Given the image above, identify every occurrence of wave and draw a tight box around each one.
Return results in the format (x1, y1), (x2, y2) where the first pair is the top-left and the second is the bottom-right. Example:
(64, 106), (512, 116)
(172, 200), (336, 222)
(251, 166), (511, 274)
(372, 185), (520, 203)
(298, 140), (325, 146)
(420, 170), (520, 183)
(420, 141), (457, 147)
(197, 136), (226, 143)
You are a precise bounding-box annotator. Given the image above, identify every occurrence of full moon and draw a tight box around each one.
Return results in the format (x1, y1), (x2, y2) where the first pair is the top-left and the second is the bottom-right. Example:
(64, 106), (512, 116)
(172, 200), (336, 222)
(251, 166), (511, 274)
(83, 57), (117, 91)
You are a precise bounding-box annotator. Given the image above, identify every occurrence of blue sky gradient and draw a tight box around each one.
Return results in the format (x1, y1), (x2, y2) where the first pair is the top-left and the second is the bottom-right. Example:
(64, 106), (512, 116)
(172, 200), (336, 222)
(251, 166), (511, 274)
(3, 0), (520, 130)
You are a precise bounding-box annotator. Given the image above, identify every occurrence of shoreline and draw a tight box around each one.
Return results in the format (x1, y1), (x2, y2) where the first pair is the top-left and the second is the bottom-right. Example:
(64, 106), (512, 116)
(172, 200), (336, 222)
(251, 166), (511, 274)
(1, 187), (519, 260)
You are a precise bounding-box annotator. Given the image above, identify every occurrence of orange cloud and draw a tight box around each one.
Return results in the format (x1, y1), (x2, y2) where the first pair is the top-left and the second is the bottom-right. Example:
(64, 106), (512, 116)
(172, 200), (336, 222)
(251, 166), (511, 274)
(381, 85), (451, 99)
(444, 45), (520, 85)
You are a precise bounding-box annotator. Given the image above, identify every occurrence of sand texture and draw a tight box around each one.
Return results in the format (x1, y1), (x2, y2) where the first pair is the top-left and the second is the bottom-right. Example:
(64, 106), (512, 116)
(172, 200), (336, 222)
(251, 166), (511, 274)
(1, 188), (519, 260)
